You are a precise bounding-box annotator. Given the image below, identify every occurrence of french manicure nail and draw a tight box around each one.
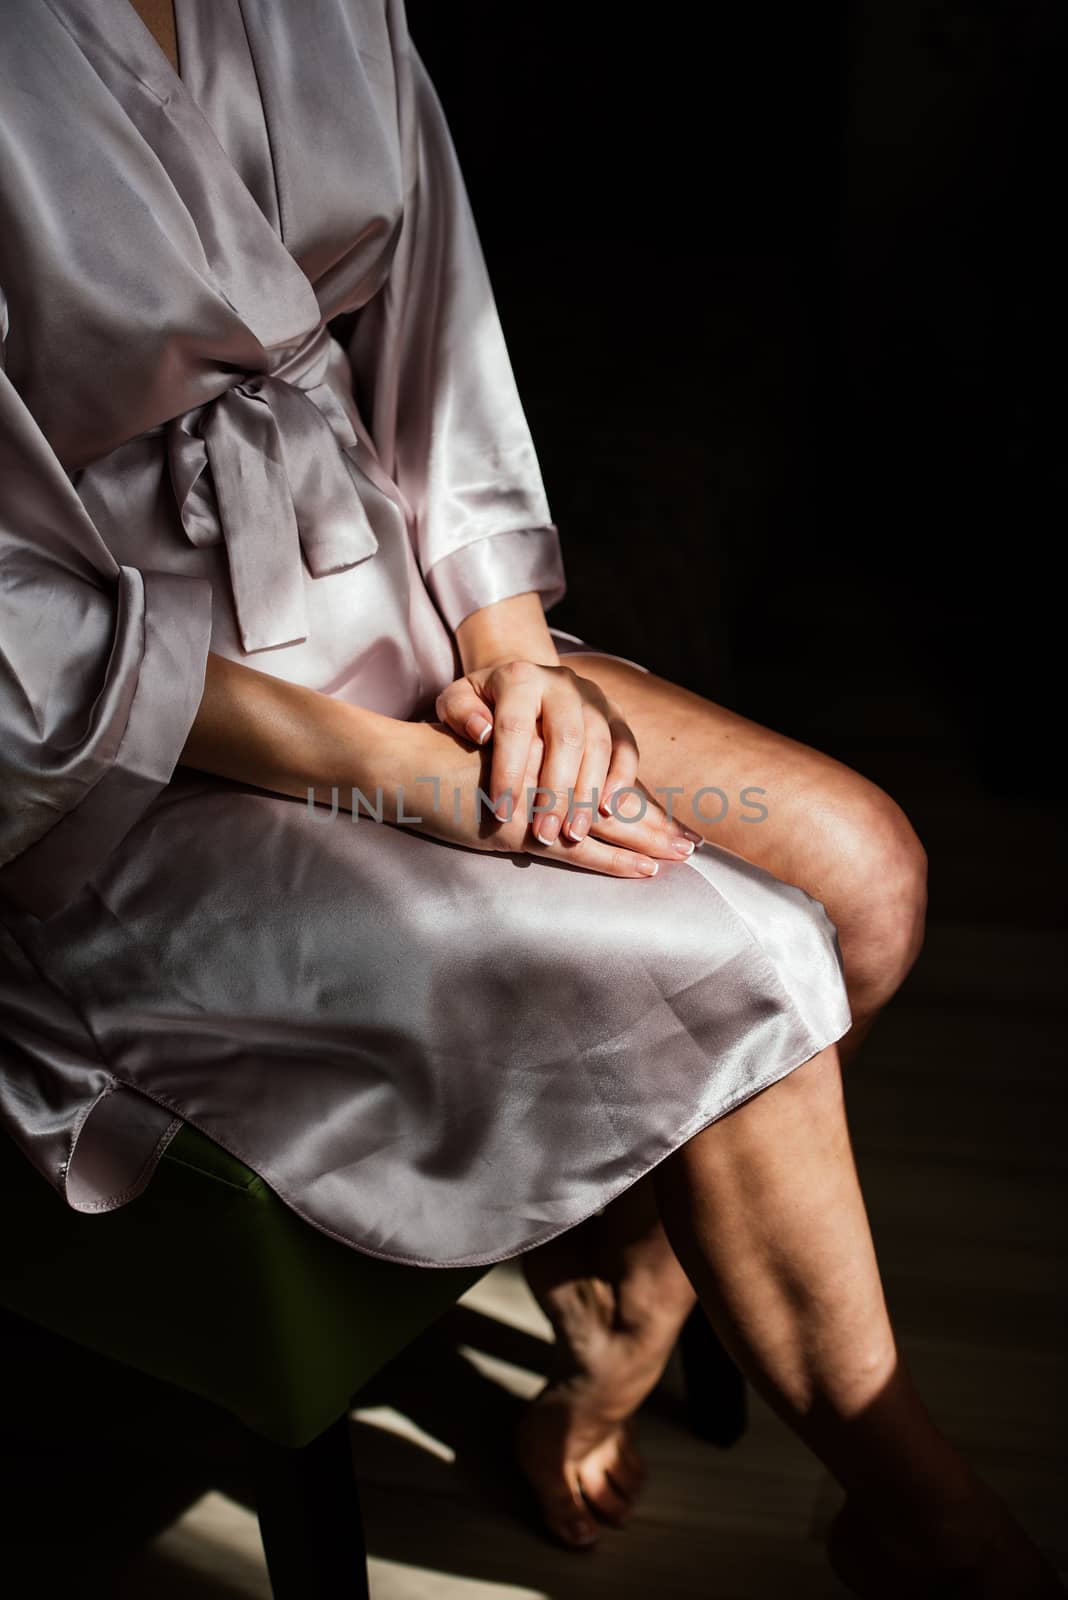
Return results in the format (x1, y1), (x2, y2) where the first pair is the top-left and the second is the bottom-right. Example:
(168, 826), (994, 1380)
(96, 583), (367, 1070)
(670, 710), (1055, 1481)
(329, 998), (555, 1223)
(637, 859), (658, 877)
(465, 713), (492, 745)
(536, 815), (561, 846)
(673, 837), (695, 857)
(680, 825), (704, 846)
(566, 814), (590, 841)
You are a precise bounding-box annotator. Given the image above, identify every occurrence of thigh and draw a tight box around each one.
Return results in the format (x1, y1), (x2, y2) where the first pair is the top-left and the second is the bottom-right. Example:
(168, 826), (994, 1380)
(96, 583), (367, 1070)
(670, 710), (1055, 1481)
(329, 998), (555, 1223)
(562, 654), (905, 916)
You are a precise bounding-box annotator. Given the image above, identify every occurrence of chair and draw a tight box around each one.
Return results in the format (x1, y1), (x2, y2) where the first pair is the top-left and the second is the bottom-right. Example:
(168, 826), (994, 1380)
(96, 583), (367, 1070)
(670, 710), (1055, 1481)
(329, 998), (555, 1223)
(0, 1119), (745, 1596)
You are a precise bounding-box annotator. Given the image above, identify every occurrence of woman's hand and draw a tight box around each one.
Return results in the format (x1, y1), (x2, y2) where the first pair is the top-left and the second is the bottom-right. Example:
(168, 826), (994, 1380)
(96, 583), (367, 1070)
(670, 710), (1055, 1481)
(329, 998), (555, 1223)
(447, 591), (700, 857)
(179, 651), (698, 880)
(434, 658), (702, 861)
(379, 718), (699, 878)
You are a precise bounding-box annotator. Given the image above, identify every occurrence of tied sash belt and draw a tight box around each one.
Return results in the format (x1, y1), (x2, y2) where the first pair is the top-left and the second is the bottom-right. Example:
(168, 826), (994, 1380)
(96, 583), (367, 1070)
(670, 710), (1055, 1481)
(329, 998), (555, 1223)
(164, 323), (381, 654)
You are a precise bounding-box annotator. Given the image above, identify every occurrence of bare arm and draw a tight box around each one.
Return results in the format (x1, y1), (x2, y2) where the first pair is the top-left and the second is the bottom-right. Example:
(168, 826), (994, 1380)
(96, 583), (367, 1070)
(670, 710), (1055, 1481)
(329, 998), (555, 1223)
(445, 591), (701, 857)
(455, 590), (561, 673)
(178, 651), (397, 808)
(177, 642), (680, 877)
(180, 590), (562, 807)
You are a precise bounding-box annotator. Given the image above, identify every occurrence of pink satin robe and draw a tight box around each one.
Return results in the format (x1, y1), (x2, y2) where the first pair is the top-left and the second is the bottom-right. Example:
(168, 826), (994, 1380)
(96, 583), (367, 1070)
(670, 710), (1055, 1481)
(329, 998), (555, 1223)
(0, 0), (850, 1267)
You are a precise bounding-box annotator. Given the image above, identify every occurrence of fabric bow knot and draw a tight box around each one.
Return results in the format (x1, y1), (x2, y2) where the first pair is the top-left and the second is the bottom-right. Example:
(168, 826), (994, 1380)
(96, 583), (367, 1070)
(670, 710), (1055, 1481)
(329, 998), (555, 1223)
(165, 325), (379, 653)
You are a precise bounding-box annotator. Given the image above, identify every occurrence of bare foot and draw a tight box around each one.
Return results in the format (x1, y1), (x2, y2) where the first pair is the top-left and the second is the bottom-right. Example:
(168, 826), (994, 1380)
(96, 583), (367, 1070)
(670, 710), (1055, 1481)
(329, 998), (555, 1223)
(827, 1492), (1067, 1598)
(515, 1373), (646, 1548)
(516, 1208), (696, 1547)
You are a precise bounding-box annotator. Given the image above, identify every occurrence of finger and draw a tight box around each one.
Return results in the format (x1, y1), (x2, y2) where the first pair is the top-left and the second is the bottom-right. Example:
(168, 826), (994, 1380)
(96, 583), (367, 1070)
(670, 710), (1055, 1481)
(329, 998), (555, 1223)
(592, 783), (704, 861)
(479, 733), (544, 846)
(561, 703), (615, 843)
(434, 680), (493, 747)
(526, 829), (662, 879)
(485, 664), (542, 821)
(531, 683), (589, 847)
(599, 709), (641, 817)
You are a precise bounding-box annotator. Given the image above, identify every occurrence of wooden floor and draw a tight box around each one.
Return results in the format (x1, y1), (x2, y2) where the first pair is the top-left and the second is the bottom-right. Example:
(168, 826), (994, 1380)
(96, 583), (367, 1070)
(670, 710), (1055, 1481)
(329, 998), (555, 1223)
(4, 908), (1063, 1596)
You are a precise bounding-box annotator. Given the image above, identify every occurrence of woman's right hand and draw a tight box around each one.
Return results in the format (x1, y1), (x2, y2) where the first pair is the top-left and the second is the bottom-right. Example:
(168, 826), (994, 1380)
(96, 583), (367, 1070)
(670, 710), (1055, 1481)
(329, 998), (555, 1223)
(366, 718), (698, 879)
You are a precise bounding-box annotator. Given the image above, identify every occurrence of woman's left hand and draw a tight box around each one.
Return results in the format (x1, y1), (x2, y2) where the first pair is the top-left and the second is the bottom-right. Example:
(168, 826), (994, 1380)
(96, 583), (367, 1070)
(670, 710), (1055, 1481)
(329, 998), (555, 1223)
(434, 658), (700, 855)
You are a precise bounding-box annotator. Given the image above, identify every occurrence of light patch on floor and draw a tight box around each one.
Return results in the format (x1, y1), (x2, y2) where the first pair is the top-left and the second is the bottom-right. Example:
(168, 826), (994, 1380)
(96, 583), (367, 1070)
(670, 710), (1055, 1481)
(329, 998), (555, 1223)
(135, 1491), (271, 1597)
(454, 1261), (553, 1398)
(368, 1564), (547, 1600)
(129, 1483), (551, 1599)
(459, 1260), (554, 1340)
(354, 1404), (457, 1464)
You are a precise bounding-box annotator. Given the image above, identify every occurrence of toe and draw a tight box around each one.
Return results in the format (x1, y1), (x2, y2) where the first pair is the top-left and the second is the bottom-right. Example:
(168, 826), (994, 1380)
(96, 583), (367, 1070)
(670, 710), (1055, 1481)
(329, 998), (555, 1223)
(618, 1430), (646, 1481)
(606, 1431), (644, 1500)
(542, 1465), (600, 1548)
(579, 1461), (636, 1525)
(517, 1422), (599, 1549)
(515, 1388), (648, 1549)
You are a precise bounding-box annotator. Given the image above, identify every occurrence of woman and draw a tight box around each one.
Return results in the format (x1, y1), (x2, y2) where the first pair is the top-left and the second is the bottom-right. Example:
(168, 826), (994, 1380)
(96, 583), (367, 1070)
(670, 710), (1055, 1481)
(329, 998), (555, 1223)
(0, 2), (1059, 1592)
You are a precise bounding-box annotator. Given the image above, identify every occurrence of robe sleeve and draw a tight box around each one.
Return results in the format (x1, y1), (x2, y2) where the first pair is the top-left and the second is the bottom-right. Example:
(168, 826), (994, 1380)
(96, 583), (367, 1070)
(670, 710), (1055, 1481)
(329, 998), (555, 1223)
(346, 14), (567, 633)
(0, 300), (214, 922)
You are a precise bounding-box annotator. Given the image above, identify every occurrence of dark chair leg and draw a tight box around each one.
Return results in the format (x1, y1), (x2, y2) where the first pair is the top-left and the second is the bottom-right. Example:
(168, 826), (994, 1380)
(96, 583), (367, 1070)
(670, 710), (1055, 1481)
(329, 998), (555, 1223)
(251, 1413), (369, 1600)
(679, 1304), (747, 1446)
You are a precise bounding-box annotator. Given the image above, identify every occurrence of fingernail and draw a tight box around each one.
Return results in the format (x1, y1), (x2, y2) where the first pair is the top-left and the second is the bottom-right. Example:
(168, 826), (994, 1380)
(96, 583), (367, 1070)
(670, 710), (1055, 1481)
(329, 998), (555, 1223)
(637, 859), (659, 877)
(535, 814), (561, 846)
(566, 813), (590, 841)
(493, 795), (513, 821)
(672, 837), (695, 858)
(680, 825), (704, 846)
(566, 1517), (597, 1545)
(599, 788), (618, 817)
(465, 713), (492, 745)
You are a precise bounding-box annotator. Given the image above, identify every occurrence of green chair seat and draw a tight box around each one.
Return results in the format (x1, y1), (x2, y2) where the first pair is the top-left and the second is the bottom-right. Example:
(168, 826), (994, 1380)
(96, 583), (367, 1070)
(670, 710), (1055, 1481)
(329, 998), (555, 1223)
(0, 1121), (483, 1447)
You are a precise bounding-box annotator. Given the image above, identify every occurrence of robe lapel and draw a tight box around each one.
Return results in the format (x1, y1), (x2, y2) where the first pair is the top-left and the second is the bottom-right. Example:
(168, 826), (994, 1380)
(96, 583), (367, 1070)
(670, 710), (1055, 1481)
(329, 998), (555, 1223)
(38, 0), (394, 654)
(174, 0), (282, 236)
(43, 0), (321, 354)
(227, 0), (406, 309)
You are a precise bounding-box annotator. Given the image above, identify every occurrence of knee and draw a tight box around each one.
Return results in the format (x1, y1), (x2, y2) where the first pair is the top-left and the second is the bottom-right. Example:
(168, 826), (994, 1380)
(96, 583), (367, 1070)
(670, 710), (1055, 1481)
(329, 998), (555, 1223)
(817, 785), (928, 1003)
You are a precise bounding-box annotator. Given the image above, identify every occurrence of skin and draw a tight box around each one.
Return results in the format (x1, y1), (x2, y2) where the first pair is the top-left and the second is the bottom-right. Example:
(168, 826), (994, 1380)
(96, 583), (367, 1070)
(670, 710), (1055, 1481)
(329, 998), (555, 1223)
(128, 0), (179, 71)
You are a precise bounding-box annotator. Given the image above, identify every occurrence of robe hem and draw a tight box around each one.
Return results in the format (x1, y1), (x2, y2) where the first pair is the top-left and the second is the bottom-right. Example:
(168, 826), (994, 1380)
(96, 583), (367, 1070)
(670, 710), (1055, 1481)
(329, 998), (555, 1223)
(86, 996), (849, 1272)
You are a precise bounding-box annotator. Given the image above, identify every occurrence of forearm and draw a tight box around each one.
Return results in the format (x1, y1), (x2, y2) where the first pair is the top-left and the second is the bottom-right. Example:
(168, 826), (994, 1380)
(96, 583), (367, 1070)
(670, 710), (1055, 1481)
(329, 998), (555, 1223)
(454, 590), (560, 673)
(179, 651), (396, 805)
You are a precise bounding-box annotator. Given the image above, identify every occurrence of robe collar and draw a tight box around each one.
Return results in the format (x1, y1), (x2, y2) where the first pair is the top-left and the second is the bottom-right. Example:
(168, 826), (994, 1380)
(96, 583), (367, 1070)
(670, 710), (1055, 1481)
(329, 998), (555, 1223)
(42, 0), (322, 354)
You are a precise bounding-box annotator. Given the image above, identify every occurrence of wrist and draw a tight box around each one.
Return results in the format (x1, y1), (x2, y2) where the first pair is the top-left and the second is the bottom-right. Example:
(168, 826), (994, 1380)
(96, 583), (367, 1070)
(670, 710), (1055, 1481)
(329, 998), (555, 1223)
(455, 591), (560, 673)
(316, 701), (462, 829)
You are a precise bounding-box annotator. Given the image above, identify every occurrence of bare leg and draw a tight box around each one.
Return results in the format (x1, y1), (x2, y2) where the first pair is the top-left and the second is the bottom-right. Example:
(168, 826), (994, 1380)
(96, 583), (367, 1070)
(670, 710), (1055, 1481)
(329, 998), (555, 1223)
(654, 1046), (1062, 1594)
(519, 658), (928, 1544)
(560, 656), (930, 1046)
(517, 1177), (696, 1543)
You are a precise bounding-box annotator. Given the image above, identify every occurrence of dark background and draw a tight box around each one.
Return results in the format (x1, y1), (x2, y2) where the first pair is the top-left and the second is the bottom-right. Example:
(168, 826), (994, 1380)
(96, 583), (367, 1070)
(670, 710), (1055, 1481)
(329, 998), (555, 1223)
(408, 0), (1065, 930)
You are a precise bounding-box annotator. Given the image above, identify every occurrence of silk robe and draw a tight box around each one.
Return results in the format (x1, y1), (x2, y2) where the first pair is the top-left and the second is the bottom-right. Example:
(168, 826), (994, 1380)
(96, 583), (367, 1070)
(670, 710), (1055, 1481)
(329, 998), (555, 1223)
(0, 0), (850, 1267)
